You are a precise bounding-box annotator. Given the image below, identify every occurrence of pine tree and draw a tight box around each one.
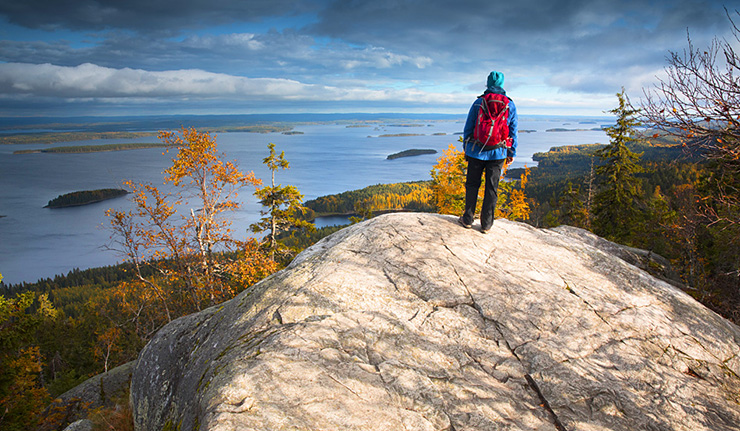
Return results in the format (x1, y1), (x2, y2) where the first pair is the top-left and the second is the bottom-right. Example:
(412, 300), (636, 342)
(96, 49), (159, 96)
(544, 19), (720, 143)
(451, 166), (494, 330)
(592, 89), (644, 244)
(552, 181), (589, 229)
(251, 143), (314, 262)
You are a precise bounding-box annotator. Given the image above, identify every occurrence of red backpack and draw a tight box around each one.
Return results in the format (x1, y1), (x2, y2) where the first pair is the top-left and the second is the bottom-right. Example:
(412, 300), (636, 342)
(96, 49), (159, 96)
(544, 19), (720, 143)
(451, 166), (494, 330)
(470, 93), (511, 150)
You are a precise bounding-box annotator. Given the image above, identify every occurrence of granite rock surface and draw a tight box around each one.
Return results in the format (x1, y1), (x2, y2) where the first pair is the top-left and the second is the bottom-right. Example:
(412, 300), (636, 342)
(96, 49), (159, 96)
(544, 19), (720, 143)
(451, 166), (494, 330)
(131, 213), (740, 431)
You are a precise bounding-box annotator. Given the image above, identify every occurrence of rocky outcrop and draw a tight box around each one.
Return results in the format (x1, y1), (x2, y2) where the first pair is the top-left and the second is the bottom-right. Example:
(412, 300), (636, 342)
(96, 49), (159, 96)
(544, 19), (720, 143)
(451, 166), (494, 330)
(131, 213), (740, 431)
(48, 360), (135, 429)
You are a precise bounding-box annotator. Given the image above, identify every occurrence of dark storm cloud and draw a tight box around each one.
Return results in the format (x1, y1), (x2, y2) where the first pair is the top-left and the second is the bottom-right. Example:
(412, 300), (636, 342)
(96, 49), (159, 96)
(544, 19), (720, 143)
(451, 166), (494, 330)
(0, 0), (321, 32)
(0, 0), (735, 115)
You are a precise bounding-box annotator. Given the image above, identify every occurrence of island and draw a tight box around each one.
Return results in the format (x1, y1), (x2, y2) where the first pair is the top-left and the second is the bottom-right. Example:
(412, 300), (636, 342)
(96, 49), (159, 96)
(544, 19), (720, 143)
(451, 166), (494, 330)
(545, 127), (604, 132)
(14, 143), (167, 154)
(45, 189), (128, 208)
(387, 149), (438, 160)
(376, 133), (425, 138)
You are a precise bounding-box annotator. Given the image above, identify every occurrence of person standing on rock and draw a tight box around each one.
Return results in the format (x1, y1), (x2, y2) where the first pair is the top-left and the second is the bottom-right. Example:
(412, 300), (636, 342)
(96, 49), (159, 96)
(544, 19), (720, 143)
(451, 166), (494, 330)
(458, 70), (518, 234)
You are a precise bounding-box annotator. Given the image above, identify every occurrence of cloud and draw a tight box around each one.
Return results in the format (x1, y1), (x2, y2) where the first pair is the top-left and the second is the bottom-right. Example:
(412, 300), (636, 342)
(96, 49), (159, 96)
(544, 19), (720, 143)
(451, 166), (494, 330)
(306, 0), (731, 83)
(0, 0), (320, 32)
(0, 29), (435, 84)
(0, 0), (734, 116)
(0, 62), (467, 104)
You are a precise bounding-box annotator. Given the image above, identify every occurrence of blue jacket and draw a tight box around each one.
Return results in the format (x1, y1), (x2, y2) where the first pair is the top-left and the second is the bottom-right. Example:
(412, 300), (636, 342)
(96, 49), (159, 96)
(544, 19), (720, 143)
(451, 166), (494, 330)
(463, 91), (518, 161)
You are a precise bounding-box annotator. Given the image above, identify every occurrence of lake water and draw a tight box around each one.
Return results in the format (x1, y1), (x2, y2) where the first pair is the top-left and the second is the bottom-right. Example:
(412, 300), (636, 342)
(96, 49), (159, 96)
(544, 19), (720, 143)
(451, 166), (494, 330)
(0, 117), (608, 285)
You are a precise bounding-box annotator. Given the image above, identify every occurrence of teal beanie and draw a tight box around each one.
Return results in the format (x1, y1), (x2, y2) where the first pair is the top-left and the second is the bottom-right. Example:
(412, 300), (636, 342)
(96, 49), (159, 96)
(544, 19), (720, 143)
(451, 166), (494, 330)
(487, 71), (505, 90)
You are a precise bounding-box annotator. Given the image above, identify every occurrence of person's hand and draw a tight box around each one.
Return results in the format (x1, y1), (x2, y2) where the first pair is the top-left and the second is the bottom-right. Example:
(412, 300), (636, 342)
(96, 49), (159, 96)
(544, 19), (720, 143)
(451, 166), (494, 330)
(506, 156), (514, 164)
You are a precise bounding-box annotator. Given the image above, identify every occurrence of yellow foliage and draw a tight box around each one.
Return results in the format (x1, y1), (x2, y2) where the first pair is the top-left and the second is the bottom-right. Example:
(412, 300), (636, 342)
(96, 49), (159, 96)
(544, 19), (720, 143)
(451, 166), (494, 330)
(431, 143), (531, 222)
(0, 346), (49, 431)
(105, 128), (277, 335)
(496, 166), (531, 221)
(430, 144), (469, 215)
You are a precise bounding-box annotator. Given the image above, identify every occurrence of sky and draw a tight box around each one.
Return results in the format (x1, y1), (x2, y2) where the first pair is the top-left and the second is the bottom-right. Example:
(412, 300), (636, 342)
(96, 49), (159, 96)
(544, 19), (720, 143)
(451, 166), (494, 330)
(0, 0), (736, 118)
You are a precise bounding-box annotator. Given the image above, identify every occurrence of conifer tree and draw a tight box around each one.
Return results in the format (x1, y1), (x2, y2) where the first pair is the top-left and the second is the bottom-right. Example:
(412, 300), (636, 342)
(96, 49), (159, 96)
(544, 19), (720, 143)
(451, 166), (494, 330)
(592, 89), (644, 244)
(251, 143), (314, 261)
(551, 181), (589, 229)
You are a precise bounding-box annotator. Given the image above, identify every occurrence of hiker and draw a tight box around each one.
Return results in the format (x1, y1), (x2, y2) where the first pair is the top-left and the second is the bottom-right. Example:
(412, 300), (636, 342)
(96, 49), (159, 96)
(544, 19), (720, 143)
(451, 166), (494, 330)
(458, 70), (518, 234)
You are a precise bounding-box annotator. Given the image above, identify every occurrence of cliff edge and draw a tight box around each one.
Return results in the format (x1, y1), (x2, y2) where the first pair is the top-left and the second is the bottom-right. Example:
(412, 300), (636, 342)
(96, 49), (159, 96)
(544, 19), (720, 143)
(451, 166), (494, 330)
(131, 213), (740, 431)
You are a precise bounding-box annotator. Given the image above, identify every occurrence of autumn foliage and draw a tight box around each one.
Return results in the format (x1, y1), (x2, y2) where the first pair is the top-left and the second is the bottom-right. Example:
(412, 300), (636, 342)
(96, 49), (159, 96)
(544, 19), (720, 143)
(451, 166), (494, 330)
(430, 141), (530, 221)
(105, 128), (278, 343)
(430, 143), (467, 216)
(0, 293), (55, 431)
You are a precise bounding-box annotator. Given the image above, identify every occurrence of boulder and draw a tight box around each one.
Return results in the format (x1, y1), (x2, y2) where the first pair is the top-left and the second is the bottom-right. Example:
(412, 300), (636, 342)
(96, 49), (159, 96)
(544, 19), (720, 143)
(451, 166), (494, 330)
(131, 213), (740, 431)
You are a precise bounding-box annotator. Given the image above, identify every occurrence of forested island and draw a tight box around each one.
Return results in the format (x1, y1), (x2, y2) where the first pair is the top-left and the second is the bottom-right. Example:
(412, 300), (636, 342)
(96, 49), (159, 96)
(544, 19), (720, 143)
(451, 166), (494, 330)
(546, 127), (603, 132)
(45, 189), (128, 208)
(1, 125), (292, 146)
(387, 149), (438, 159)
(14, 142), (167, 154)
(376, 133), (425, 138)
(1, 131), (157, 146)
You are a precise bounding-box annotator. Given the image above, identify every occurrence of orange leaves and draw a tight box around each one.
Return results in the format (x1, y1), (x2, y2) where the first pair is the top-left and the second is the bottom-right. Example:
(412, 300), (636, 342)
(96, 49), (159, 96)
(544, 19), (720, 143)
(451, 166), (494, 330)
(93, 327), (123, 373)
(0, 295), (52, 430)
(160, 127), (261, 191)
(105, 127), (277, 331)
(430, 143), (467, 215)
(496, 166), (531, 222)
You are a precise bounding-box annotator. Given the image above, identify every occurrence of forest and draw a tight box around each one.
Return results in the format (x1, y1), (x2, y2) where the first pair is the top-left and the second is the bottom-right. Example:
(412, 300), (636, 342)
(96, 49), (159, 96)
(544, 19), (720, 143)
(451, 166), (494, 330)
(304, 181), (435, 217)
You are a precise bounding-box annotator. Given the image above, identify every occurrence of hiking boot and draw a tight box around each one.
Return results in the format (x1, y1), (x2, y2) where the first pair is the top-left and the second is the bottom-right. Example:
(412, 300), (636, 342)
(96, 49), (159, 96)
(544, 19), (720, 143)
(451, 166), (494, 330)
(458, 217), (472, 229)
(480, 226), (491, 234)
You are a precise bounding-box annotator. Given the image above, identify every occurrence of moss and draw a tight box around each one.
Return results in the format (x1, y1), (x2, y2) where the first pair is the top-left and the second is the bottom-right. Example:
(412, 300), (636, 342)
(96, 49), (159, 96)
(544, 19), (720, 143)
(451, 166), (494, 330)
(196, 366), (212, 394)
(162, 418), (182, 431)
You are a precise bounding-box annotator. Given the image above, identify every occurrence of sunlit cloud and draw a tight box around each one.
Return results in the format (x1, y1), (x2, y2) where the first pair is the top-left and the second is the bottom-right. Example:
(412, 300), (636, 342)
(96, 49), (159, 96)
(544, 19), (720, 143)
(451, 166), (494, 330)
(0, 62), (467, 105)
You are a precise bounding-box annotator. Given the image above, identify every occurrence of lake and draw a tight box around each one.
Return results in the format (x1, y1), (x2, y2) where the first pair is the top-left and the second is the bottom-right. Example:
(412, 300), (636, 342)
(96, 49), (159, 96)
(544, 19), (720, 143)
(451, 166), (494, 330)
(0, 117), (608, 285)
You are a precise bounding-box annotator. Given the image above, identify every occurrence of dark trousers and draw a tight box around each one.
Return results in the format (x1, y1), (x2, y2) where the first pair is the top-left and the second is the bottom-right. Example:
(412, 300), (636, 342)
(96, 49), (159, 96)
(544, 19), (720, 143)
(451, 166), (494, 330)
(462, 156), (506, 230)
